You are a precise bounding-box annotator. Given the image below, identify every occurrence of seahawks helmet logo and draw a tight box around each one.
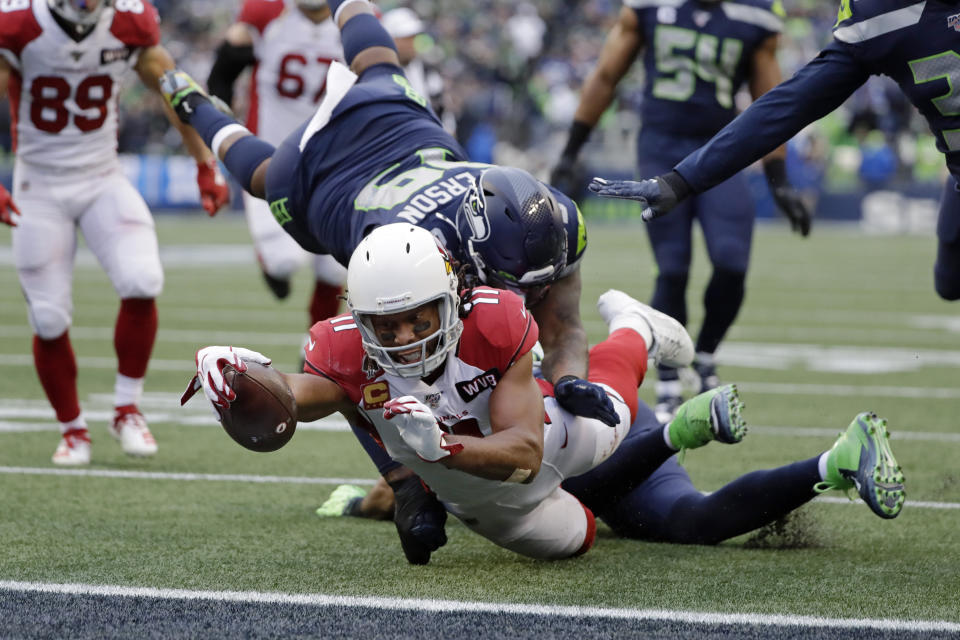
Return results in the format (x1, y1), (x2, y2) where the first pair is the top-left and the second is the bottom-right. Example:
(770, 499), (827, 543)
(460, 182), (490, 242)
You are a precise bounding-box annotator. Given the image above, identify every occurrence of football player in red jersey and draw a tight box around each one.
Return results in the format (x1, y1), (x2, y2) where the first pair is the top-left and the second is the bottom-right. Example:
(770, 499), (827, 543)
(206, 0), (348, 325)
(183, 223), (745, 563)
(0, 0), (230, 465)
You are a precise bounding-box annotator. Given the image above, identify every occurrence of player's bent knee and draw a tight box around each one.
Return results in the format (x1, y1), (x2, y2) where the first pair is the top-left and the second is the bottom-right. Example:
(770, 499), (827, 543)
(114, 266), (164, 299)
(29, 302), (71, 340)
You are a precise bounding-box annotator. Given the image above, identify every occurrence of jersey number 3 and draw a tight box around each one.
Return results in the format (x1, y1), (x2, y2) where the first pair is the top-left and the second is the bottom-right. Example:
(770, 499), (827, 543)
(909, 51), (960, 151)
(653, 25), (743, 108)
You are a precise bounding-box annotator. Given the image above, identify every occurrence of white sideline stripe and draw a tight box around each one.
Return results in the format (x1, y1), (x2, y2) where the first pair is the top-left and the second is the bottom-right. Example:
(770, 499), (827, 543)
(738, 381), (960, 400)
(1, 580), (958, 633)
(0, 466), (375, 486)
(0, 466), (955, 510)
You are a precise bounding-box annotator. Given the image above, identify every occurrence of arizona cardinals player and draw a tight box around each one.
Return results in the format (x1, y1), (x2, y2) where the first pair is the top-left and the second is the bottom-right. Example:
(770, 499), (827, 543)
(0, 0), (230, 465)
(206, 0), (346, 320)
(182, 223), (750, 563)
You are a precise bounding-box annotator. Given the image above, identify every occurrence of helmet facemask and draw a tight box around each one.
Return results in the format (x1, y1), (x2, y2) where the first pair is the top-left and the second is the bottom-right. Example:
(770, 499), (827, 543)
(48, 0), (110, 38)
(296, 0), (328, 11)
(347, 224), (463, 379)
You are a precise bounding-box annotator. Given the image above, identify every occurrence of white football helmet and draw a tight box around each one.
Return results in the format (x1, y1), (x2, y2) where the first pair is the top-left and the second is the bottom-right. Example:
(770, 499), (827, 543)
(48, 0), (111, 34)
(347, 223), (463, 378)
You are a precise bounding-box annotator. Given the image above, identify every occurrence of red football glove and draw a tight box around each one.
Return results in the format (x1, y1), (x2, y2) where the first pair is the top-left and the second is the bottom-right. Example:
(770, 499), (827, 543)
(196, 158), (229, 216)
(0, 183), (20, 227)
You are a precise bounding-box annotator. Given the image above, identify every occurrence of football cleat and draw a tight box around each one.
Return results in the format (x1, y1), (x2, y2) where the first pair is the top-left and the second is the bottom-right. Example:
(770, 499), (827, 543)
(109, 406), (158, 457)
(815, 412), (905, 519)
(316, 485), (368, 518)
(667, 384), (746, 458)
(52, 428), (91, 466)
(597, 289), (694, 368)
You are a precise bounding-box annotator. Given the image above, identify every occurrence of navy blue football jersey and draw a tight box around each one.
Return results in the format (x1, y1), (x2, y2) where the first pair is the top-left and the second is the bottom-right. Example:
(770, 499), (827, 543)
(677, 0), (960, 191)
(263, 64), (586, 277)
(629, 0), (784, 142)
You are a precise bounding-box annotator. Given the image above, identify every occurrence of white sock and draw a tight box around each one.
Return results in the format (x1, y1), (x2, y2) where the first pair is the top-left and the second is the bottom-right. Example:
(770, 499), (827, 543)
(610, 315), (654, 351)
(114, 373), (144, 407)
(655, 379), (683, 398)
(694, 351), (715, 367)
(817, 451), (830, 480)
(662, 424), (678, 451)
(60, 414), (87, 434)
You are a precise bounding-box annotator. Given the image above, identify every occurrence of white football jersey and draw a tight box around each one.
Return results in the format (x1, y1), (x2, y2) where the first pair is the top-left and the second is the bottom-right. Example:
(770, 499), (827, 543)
(0, 0), (160, 171)
(239, 0), (342, 145)
(305, 288), (569, 513)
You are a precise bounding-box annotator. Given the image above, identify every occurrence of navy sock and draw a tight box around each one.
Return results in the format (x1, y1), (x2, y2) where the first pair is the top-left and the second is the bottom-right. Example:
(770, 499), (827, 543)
(658, 457), (821, 544)
(696, 268), (745, 354)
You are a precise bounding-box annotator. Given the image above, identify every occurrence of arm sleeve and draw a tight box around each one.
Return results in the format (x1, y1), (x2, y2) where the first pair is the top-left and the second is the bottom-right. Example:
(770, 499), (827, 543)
(674, 43), (870, 194)
(207, 40), (255, 105)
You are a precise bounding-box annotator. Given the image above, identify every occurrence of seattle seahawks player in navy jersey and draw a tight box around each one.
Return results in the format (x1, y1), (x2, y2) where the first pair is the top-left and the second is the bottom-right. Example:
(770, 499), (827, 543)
(554, 0), (812, 422)
(590, 0), (960, 302)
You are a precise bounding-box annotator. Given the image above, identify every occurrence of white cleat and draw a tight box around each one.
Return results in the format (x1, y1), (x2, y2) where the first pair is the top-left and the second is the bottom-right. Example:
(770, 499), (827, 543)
(52, 428), (92, 466)
(109, 409), (158, 457)
(597, 289), (695, 368)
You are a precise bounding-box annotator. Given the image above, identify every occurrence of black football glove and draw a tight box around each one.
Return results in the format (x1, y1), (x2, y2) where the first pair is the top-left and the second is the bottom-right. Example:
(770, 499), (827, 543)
(588, 170), (691, 222)
(770, 185), (812, 237)
(389, 474), (447, 565)
(550, 155), (585, 201)
(553, 376), (619, 427)
(764, 158), (812, 237)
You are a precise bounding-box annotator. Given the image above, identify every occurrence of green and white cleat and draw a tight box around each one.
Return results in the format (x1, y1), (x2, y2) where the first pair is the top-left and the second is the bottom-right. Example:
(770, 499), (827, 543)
(815, 412), (905, 519)
(667, 384), (747, 457)
(316, 484), (368, 518)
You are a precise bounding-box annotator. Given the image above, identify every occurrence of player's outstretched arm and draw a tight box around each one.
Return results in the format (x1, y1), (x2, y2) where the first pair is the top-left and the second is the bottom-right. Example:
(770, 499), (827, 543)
(588, 171), (692, 222)
(137, 45), (230, 215)
(673, 44), (869, 195)
(328, 0), (401, 75)
(160, 70), (274, 200)
(181, 345), (348, 422)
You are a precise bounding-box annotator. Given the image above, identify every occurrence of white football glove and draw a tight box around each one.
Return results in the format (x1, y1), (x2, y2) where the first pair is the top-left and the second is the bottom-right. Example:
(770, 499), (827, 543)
(180, 346), (272, 413)
(383, 396), (463, 463)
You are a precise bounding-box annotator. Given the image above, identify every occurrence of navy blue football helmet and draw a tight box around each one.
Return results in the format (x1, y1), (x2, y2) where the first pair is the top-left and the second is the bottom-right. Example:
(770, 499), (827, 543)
(456, 167), (567, 305)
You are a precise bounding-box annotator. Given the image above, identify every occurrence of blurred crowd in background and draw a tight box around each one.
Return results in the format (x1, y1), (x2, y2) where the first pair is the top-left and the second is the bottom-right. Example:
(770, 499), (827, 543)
(0, 0), (946, 201)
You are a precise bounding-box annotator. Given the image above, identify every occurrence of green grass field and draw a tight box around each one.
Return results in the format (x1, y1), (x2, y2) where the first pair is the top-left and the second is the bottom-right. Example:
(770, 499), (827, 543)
(0, 214), (957, 628)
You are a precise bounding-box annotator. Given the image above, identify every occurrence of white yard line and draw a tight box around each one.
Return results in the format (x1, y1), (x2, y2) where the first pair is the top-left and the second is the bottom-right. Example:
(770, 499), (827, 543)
(0, 580), (957, 633)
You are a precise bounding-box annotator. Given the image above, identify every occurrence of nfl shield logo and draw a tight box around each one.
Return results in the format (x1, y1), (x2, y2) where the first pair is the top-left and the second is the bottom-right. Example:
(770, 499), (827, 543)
(949, 13), (960, 31)
(425, 392), (442, 409)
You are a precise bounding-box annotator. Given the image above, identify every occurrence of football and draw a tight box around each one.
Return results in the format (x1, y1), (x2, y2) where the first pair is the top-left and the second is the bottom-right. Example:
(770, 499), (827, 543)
(219, 361), (298, 452)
